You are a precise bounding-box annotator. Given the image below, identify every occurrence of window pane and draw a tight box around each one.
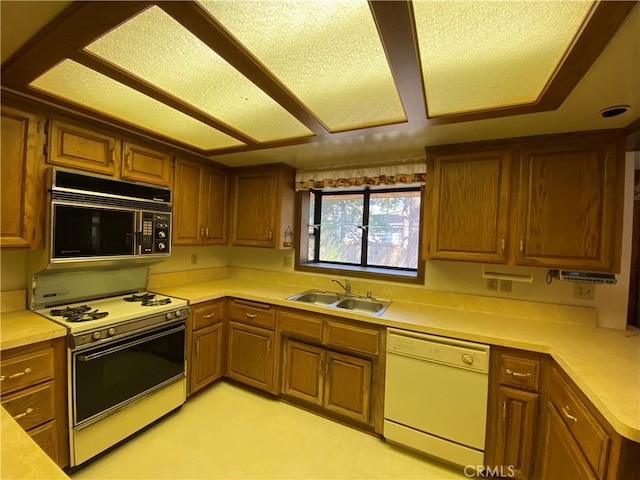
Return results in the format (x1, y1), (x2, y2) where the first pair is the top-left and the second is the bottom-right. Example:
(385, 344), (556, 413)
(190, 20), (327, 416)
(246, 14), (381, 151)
(308, 192), (316, 261)
(319, 194), (363, 264)
(367, 191), (421, 269)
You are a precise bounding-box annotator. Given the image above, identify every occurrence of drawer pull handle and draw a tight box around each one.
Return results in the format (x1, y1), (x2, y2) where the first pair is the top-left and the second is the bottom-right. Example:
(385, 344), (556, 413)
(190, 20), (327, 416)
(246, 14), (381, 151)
(506, 368), (531, 378)
(3, 368), (33, 380)
(562, 406), (578, 423)
(203, 313), (216, 319)
(13, 408), (33, 420)
(245, 313), (257, 319)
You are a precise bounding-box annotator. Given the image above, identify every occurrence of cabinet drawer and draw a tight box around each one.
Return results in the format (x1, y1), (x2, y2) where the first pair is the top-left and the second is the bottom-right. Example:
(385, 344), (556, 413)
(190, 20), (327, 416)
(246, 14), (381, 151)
(324, 321), (379, 355)
(0, 347), (54, 395)
(229, 300), (275, 329)
(547, 368), (610, 479)
(29, 420), (59, 464)
(1, 381), (55, 431)
(498, 353), (540, 392)
(192, 300), (224, 330)
(278, 311), (323, 341)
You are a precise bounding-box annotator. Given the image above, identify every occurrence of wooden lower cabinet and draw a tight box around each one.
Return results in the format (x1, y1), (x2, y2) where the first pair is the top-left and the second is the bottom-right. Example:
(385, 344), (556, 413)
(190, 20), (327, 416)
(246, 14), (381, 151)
(324, 350), (371, 424)
(537, 400), (597, 480)
(227, 321), (276, 393)
(188, 300), (225, 396)
(494, 387), (538, 480)
(282, 338), (372, 425)
(0, 338), (68, 467)
(190, 323), (224, 394)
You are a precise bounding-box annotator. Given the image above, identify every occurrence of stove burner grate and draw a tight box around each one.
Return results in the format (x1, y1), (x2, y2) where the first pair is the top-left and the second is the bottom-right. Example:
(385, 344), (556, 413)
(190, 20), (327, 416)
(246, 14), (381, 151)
(142, 298), (172, 306)
(66, 310), (110, 323)
(123, 293), (156, 303)
(50, 305), (92, 317)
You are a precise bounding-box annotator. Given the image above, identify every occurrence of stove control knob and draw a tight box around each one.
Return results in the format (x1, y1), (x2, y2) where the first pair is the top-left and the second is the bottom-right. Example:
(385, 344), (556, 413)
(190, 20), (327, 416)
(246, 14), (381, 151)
(108, 327), (116, 336)
(175, 310), (182, 317)
(92, 331), (102, 340)
(158, 231), (166, 238)
(166, 312), (173, 320)
(157, 242), (166, 250)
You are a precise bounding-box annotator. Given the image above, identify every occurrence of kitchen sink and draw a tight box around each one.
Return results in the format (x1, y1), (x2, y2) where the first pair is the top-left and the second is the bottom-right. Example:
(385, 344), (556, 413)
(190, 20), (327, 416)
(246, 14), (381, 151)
(286, 289), (391, 316)
(335, 298), (388, 315)
(290, 292), (343, 305)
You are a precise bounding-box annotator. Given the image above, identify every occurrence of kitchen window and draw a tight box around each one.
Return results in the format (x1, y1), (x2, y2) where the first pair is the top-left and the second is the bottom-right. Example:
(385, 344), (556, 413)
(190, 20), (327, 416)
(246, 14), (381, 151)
(296, 187), (424, 283)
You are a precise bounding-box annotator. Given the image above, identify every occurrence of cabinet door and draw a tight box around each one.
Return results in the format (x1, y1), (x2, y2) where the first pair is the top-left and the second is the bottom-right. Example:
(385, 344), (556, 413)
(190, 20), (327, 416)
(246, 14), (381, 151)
(28, 420), (59, 465)
(173, 159), (203, 245)
(1, 107), (43, 248)
(324, 350), (371, 423)
(121, 142), (172, 187)
(425, 149), (511, 263)
(537, 401), (597, 480)
(48, 120), (118, 175)
(190, 323), (224, 395)
(517, 136), (623, 272)
(227, 321), (275, 392)
(200, 167), (229, 245)
(494, 387), (538, 480)
(231, 170), (277, 247)
(282, 339), (324, 406)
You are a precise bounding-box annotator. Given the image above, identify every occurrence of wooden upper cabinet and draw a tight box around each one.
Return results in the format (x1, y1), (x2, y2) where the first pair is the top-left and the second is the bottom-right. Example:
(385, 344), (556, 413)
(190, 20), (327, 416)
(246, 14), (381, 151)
(48, 120), (119, 176)
(517, 134), (624, 273)
(1, 107), (45, 248)
(173, 157), (229, 246)
(121, 142), (172, 187)
(424, 148), (512, 263)
(231, 163), (295, 248)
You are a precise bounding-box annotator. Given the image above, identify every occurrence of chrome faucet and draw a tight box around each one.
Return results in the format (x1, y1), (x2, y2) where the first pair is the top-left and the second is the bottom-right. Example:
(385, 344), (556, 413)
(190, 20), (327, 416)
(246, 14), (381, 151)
(331, 278), (351, 295)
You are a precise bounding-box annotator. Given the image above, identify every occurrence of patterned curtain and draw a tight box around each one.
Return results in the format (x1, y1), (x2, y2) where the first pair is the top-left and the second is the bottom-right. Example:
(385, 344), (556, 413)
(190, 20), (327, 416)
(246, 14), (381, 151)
(294, 160), (426, 191)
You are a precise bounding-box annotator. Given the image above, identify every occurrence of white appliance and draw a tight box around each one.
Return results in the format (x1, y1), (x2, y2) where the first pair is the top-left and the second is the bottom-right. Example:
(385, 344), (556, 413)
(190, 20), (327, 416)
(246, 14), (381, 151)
(384, 328), (490, 468)
(32, 267), (188, 467)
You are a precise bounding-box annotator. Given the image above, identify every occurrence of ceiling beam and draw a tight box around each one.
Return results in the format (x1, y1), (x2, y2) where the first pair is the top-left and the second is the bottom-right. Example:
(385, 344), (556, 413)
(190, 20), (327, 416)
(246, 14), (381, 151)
(1, 1), (153, 87)
(70, 50), (258, 145)
(158, 1), (330, 138)
(369, 1), (428, 126)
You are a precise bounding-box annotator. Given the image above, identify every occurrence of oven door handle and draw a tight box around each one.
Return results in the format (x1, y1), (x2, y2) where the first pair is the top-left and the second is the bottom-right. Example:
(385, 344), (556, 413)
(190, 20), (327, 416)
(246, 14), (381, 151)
(77, 325), (185, 362)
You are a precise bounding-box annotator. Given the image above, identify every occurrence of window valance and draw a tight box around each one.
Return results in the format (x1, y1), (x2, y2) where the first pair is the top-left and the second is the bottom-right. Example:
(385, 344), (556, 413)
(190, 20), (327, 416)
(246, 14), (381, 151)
(294, 160), (426, 191)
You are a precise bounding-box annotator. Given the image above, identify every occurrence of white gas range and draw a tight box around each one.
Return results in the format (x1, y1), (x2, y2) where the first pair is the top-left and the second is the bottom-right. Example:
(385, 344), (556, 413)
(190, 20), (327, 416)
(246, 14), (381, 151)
(31, 267), (189, 468)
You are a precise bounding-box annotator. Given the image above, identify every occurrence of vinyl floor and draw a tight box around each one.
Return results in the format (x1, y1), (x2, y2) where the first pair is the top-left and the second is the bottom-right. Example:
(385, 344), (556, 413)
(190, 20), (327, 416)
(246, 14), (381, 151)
(71, 381), (466, 480)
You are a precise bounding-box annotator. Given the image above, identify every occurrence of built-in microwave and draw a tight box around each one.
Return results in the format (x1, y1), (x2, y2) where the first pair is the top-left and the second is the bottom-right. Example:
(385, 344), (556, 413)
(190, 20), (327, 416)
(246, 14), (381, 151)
(49, 168), (172, 263)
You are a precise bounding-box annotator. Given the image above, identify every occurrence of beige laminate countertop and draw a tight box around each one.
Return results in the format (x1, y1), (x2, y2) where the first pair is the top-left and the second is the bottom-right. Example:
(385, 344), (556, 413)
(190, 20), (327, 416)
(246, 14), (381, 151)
(0, 408), (69, 480)
(153, 278), (640, 443)
(0, 309), (66, 351)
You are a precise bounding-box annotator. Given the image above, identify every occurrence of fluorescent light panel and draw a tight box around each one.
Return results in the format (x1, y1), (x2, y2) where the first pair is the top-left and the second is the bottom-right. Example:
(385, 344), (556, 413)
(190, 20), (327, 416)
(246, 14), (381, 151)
(198, 0), (407, 132)
(413, 1), (594, 116)
(84, 6), (313, 143)
(30, 59), (244, 150)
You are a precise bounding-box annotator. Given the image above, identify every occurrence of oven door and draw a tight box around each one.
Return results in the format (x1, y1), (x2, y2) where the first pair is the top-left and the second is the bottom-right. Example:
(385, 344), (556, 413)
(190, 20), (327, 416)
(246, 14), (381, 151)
(72, 321), (185, 427)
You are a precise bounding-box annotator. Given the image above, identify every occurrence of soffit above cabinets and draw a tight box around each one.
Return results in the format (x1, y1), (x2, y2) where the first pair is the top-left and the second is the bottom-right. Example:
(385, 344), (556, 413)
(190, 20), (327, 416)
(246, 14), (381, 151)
(0, 0), (637, 163)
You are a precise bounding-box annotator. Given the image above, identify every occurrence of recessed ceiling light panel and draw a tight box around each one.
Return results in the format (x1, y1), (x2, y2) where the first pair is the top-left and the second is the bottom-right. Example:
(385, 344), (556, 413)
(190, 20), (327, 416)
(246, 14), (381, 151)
(198, 0), (407, 132)
(29, 59), (245, 150)
(84, 6), (313, 143)
(414, 1), (594, 116)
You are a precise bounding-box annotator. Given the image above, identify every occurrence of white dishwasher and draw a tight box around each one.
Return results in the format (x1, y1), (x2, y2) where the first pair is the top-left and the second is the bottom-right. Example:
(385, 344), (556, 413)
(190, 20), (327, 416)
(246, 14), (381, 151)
(384, 328), (490, 468)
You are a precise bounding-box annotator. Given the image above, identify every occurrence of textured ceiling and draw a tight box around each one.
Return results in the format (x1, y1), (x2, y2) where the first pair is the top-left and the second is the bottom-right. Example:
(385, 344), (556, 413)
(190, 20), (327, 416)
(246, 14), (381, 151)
(1, 1), (638, 169)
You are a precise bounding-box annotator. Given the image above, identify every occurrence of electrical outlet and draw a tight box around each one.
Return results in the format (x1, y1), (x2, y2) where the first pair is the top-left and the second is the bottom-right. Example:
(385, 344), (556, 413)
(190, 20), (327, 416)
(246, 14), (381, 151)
(486, 278), (498, 291)
(283, 256), (292, 267)
(191, 253), (198, 265)
(500, 280), (512, 292)
(573, 283), (595, 300)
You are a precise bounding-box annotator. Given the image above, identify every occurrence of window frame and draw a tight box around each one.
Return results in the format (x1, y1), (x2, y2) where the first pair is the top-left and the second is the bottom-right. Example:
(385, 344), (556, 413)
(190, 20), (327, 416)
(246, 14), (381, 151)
(295, 186), (425, 284)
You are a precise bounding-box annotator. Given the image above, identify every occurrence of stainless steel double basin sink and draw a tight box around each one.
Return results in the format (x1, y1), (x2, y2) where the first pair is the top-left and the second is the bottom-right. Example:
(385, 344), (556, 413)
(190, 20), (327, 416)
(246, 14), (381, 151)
(286, 289), (391, 317)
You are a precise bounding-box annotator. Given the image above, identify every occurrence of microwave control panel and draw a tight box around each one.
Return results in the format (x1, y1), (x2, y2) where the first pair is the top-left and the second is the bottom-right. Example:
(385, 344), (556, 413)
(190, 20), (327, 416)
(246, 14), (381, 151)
(140, 212), (171, 254)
